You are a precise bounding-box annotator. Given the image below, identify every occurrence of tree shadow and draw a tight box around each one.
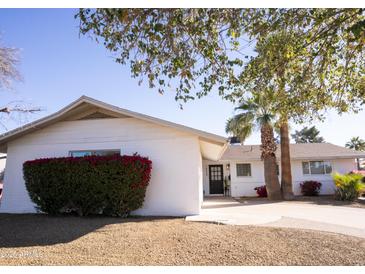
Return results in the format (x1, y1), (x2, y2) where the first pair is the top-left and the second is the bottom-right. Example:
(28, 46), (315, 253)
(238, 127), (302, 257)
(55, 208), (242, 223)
(235, 195), (365, 208)
(0, 214), (176, 248)
(291, 195), (365, 207)
(202, 197), (282, 209)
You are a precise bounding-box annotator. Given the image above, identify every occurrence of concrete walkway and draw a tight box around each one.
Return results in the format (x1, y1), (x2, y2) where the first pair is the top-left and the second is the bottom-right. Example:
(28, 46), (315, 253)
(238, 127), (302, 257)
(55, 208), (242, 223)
(186, 197), (365, 238)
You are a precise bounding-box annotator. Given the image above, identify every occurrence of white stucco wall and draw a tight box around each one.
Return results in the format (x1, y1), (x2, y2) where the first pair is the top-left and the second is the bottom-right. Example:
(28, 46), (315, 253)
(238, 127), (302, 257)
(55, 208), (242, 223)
(291, 158), (357, 195)
(205, 158), (357, 197)
(230, 160), (266, 197)
(0, 117), (203, 216)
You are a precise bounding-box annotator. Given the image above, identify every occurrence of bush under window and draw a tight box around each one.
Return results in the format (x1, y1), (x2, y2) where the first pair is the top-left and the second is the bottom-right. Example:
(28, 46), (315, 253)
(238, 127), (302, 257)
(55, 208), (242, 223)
(300, 180), (322, 196)
(23, 154), (152, 217)
(254, 185), (267, 197)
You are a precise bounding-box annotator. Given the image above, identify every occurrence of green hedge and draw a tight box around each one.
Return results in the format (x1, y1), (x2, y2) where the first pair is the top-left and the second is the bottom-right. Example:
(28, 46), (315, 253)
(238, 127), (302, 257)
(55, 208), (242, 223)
(23, 154), (152, 216)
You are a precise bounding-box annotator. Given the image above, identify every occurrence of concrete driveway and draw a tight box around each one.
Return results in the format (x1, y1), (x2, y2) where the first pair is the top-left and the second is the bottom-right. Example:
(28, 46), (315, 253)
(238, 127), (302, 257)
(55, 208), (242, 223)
(186, 197), (365, 238)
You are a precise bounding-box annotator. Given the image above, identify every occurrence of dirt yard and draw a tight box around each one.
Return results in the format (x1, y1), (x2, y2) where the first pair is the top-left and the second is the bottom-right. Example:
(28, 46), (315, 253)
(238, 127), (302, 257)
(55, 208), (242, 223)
(0, 214), (364, 266)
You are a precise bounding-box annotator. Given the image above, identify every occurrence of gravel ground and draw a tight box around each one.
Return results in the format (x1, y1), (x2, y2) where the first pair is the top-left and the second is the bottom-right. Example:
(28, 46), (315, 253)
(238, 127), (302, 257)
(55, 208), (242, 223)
(0, 214), (365, 266)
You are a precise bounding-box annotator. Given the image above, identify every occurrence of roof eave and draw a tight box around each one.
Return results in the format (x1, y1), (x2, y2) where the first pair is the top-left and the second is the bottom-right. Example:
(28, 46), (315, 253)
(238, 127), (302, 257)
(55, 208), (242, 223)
(0, 96), (227, 147)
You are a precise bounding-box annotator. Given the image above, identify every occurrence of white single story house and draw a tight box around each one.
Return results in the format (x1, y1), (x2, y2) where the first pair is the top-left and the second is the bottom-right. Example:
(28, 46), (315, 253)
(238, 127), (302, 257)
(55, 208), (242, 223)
(0, 96), (227, 216)
(0, 96), (364, 216)
(203, 143), (365, 197)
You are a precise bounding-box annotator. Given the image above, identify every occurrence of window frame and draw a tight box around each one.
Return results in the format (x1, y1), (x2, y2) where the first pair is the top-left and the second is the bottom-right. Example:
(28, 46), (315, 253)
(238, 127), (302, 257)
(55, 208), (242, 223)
(69, 149), (121, 157)
(236, 163), (252, 177)
(302, 160), (332, 175)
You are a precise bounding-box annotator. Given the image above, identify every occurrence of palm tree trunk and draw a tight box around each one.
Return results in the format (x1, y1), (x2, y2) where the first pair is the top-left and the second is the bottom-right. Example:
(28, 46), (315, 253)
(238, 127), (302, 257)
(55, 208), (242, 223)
(261, 124), (282, 200)
(357, 158), (361, 170)
(280, 118), (294, 200)
(263, 155), (282, 200)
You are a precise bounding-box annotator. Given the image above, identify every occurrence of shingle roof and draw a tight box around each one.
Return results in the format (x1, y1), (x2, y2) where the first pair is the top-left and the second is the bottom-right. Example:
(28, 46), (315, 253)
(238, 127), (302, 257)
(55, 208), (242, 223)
(221, 143), (365, 161)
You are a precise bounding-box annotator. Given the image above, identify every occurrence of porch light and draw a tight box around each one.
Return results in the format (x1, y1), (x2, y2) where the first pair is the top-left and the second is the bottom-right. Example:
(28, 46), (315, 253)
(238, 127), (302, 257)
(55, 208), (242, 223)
(226, 163), (230, 170)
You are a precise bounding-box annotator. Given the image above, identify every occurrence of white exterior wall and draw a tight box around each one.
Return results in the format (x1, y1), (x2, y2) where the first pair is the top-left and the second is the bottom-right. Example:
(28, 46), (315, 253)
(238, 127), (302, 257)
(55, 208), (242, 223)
(291, 158), (357, 195)
(0, 118), (203, 216)
(205, 158), (357, 197)
(230, 160), (266, 197)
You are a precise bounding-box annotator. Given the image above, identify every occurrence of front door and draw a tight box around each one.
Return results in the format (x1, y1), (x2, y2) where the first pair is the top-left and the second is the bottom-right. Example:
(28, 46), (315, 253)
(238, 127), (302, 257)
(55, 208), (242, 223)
(209, 165), (224, 194)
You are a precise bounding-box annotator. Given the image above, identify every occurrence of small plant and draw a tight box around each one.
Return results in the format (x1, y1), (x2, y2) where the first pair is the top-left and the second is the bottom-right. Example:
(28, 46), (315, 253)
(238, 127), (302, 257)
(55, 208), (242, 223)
(223, 176), (230, 196)
(254, 185), (267, 198)
(332, 172), (365, 201)
(300, 180), (322, 196)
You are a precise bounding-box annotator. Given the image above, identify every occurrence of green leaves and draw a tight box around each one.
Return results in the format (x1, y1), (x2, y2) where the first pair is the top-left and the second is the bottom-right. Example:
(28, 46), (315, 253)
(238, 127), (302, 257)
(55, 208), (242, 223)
(333, 172), (365, 201)
(76, 8), (248, 103)
(23, 155), (152, 217)
(76, 8), (365, 126)
(291, 126), (325, 143)
(345, 136), (365, 151)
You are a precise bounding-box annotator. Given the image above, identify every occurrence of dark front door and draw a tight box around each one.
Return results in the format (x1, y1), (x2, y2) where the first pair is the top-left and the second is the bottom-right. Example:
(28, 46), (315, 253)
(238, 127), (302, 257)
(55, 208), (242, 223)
(209, 165), (224, 194)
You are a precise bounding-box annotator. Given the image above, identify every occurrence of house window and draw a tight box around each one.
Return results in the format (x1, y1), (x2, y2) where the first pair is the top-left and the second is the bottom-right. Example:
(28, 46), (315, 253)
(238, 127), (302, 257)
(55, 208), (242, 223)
(236, 163), (251, 177)
(302, 161), (332, 175)
(69, 149), (120, 157)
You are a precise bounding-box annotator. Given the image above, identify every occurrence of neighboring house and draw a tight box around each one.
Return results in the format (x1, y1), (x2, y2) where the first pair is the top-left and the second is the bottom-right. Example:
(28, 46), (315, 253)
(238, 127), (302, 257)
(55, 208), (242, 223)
(0, 96), (226, 215)
(0, 154), (6, 198)
(203, 143), (365, 197)
(0, 96), (363, 216)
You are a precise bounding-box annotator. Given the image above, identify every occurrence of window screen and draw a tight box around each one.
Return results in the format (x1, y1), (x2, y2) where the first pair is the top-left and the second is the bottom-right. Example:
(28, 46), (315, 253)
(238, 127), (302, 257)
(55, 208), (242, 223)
(236, 163), (251, 177)
(302, 161), (332, 175)
(310, 161), (325, 174)
(302, 162), (310, 175)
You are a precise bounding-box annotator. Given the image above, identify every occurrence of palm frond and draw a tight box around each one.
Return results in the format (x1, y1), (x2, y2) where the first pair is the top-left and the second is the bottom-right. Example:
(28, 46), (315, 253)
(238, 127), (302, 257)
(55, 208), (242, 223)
(234, 99), (257, 112)
(225, 112), (255, 141)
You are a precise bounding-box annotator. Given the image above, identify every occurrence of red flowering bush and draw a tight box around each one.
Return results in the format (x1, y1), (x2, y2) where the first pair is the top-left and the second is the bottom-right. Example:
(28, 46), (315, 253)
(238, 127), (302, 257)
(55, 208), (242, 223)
(300, 180), (322, 196)
(254, 185), (267, 197)
(23, 154), (152, 217)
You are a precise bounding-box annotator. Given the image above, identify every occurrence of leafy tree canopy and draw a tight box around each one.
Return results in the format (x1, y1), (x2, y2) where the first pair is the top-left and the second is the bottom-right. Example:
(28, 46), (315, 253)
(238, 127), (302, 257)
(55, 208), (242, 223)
(77, 9), (246, 104)
(76, 8), (365, 118)
(291, 126), (325, 143)
(242, 8), (365, 116)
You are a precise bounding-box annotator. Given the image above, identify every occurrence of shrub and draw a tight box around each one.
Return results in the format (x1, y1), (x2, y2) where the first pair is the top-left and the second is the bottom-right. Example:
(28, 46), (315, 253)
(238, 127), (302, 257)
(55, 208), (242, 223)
(254, 185), (267, 197)
(332, 172), (365, 201)
(23, 154), (152, 216)
(300, 180), (322, 196)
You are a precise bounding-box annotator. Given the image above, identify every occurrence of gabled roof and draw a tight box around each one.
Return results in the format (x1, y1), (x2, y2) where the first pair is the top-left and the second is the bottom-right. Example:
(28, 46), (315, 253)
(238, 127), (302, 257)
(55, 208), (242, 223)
(0, 96), (227, 152)
(221, 143), (365, 161)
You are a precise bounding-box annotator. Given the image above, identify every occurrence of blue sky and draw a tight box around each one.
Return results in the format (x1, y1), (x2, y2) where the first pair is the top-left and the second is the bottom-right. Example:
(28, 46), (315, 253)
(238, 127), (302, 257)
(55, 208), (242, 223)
(0, 8), (363, 146)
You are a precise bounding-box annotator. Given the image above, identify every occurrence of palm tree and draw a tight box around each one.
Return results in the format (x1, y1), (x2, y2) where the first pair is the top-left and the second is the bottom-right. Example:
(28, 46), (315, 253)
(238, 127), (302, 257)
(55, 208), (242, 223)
(226, 93), (282, 200)
(345, 137), (365, 170)
(279, 117), (294, 200)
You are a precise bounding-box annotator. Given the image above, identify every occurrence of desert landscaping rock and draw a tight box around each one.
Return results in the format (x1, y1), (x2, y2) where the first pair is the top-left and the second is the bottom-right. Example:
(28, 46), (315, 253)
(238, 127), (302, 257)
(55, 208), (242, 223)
(0, 214), (365, 265)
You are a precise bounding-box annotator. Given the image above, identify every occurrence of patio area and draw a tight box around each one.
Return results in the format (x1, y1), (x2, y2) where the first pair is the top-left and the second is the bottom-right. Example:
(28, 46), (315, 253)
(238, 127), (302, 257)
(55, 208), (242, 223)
(186, 197), (365, 238)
